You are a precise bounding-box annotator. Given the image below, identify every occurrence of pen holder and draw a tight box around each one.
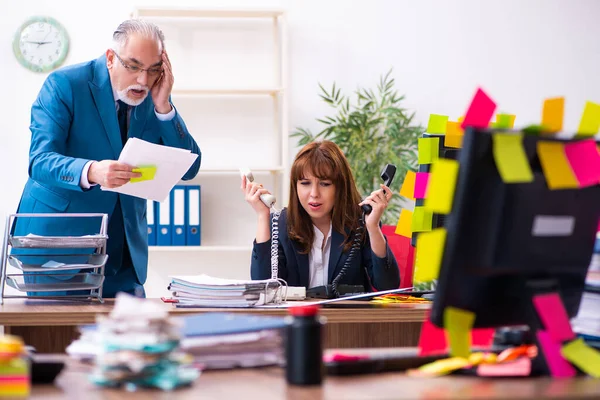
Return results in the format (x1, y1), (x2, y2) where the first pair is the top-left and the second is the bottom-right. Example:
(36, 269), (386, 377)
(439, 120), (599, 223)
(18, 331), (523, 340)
(285, 305), (325, 386)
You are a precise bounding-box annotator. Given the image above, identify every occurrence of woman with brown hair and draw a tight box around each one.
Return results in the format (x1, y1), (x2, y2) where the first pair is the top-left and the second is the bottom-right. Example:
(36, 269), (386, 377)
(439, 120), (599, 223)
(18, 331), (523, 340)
(242, 140), (400, 293)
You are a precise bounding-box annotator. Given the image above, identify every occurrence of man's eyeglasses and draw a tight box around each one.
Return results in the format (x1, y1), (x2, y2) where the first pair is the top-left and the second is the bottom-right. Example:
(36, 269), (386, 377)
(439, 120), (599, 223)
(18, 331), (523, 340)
(113, 51), (162, 76)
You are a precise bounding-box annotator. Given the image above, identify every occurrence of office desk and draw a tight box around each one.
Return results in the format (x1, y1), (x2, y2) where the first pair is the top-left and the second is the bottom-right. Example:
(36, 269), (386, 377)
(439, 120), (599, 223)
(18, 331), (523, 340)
(0, 299), (428, 353)
(30, 352), (600, 400)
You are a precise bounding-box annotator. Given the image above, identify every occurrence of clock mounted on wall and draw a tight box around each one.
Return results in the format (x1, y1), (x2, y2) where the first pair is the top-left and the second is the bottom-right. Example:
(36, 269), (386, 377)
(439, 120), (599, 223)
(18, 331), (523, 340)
(12, 16), (70, 73)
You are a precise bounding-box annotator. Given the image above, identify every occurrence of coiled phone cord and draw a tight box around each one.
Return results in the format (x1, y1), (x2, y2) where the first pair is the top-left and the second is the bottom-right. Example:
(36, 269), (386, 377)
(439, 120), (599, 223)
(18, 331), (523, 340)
(270, 207), (282, 280)
(331, 212), (366, 298)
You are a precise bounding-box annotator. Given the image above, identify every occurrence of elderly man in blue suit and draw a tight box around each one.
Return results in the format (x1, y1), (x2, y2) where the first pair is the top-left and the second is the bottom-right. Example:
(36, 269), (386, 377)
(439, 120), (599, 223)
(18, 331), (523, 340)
(13, 20), (201, 297)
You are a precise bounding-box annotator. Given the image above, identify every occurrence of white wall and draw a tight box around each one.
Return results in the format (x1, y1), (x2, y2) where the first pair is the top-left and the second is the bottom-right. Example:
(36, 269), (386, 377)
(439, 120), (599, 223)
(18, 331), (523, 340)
(1, 0), (599, 296)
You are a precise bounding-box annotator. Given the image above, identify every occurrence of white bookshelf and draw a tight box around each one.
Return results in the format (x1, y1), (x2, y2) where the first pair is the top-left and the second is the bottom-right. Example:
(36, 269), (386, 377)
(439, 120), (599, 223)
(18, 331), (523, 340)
(133, 8), (288, 297)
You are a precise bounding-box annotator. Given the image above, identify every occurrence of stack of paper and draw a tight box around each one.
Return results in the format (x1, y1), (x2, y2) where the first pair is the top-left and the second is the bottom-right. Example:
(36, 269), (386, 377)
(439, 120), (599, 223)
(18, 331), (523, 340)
(571, 253), (600, 341)
(168, 275), (283, 308)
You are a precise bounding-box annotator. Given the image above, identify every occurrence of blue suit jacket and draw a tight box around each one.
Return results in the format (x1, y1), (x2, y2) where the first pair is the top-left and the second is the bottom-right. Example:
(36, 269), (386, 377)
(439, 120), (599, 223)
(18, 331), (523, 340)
(13, 55), (201, 288)
(250, 209), (400, 290)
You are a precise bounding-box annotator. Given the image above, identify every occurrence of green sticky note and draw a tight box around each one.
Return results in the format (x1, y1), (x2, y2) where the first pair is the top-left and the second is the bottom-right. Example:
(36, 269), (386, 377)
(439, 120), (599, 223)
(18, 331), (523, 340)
(130, 166), (157, 183)
(561, 338), (600, 378)
(418, 137), (440, 165)
(495, 114), (516, 129)
(411, 206), (433, 232)
(444, 306), (475, 358)
(492, 133), (534, 183)
(427, 114), (449, 134)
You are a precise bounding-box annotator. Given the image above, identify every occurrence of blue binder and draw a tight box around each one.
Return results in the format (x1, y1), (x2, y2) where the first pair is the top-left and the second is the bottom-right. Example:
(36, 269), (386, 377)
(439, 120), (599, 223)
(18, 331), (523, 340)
(186, 185), (201, 246)
(171, 186), (187, 246)
(147, 199), (157, 246)
(157, 194), (172, 246)
(181, 313), (286, 337)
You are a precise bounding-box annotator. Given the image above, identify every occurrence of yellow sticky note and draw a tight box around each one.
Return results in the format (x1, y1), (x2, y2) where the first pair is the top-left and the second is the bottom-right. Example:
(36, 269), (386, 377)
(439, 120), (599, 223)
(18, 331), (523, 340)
(131, 166), (157, 183)
(399, 171), (416, 199)
(492, 133), (534, 183)
(411, 206), (433, 232)
(415, 228), (447, 282)
(418, 137), (440, 165)
(561, 338), (600, 378)
(495, 114), (516, 129)
(425, 159), (459, 214)
(578, 101), (600, 136)
(444, 121), (464, 148)
(427, 114), (449, 134)
(542, 97), (564, 133)
(537, 142), (579, 189)
(457, 116), (465, 123)
(394, 208), (413, 238)
(444, 306), (475, 358)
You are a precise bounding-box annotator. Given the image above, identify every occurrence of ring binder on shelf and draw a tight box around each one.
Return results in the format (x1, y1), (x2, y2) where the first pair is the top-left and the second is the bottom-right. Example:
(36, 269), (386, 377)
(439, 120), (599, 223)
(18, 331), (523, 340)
(172, 186), (186, 246)
(185, 185), (201, 246)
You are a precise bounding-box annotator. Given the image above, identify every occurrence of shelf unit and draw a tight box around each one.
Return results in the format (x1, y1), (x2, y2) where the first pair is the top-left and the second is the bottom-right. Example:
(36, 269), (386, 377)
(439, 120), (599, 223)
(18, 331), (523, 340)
(133, 8), (288, 297)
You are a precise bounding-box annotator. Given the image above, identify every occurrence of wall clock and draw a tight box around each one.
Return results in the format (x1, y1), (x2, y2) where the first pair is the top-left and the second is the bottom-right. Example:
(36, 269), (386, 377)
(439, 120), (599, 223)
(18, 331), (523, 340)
(12, 16), (70, 73)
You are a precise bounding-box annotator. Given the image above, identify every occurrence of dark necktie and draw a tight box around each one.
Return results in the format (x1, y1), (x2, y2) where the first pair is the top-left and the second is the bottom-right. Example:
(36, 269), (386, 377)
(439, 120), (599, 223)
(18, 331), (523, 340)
(117, 100), (129, 145)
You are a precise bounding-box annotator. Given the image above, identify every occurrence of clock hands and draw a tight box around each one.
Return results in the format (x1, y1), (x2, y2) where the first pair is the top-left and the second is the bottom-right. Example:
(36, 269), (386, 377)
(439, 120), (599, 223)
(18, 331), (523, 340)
(25, 41), (52, 45)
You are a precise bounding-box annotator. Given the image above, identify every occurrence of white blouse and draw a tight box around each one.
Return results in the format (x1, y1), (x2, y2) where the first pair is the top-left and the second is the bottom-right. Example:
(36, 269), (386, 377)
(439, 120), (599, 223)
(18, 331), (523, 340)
(308, 221), (333, 288)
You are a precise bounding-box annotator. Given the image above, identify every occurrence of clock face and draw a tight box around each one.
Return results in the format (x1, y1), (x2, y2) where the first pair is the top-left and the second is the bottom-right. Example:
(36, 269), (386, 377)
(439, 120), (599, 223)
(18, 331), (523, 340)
(12, 16), (69, 73)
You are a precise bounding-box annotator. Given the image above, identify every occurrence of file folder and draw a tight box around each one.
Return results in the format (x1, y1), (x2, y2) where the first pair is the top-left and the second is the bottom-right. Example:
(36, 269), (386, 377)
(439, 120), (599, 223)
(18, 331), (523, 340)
(186, 185), (201, 246)
(171, 186), (187, 246)
(157, 194), (172, 246)
(147, 199), (157, 246)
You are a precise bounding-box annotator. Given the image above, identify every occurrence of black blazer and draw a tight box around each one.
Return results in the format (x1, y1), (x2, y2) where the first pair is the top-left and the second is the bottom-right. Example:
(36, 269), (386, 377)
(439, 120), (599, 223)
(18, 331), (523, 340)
(250, 209), (400, 290)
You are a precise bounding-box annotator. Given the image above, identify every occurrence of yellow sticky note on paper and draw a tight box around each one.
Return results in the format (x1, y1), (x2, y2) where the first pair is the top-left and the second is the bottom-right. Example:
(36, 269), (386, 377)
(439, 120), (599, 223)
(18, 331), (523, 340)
(542, 97), (564, 133)
(415, 228), (447, 282)
(578, 101), (600, 136)
(537, 142), (579, 189)
(444, 121), (464, 148)
(561, 338), (600, 378)
(395, 208), (413, 238)
(425, 159), (459, 214)
(130, 166), (157, 183)
(399, 171), (416, 199)
(444, 306), (475, 358)
(495, 114), (516, 129)
(411, 206), (433, 232)
(418, 137), (440, 165)
(492, 133), (534, 183)
(427, 114), (449, 134)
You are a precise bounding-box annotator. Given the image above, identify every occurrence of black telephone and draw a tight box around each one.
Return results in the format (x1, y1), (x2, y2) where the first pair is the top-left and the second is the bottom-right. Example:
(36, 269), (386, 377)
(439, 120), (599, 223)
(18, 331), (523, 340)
(306, 164), (397, 299)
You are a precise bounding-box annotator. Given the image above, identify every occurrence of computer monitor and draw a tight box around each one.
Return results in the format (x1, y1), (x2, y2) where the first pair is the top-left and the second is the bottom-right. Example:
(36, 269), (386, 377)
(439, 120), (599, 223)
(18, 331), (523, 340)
(430, 128), (600, 330)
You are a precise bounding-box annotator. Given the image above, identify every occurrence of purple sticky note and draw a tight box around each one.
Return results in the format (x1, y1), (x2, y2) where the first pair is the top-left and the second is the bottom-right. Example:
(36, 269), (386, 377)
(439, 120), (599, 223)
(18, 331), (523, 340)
(414, 172), (430, 199)
(532, 293), (575, 342)
(461, 88), (497, 130)
(537, 330), (577, 378)
(564, 139), (600, 188)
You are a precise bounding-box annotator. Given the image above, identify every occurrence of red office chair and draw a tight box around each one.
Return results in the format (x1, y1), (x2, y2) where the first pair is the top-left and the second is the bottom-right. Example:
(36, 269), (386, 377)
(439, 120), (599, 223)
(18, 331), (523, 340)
(381, 225), (415, 288)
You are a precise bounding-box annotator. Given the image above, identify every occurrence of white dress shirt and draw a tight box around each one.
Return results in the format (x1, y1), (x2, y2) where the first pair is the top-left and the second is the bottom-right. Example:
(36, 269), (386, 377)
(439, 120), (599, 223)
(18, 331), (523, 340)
(308, 221), (333, 288)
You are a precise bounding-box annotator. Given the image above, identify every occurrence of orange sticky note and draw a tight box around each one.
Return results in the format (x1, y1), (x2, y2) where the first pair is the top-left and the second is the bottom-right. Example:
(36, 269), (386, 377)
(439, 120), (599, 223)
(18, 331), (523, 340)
(395, 208), (413, 238)
(444, 121), (464, 148)
(399, 171), (416, 199)
(537, 141), (579, 190)
(542, 97), (564, 133)
(492, 133), (534, 183)
(444, 306), (475, 358)
(425, 159), (459, 214)
(578, 101), (600, 136)
(561, 338), (600, 378)
(415, 228), (447, 283)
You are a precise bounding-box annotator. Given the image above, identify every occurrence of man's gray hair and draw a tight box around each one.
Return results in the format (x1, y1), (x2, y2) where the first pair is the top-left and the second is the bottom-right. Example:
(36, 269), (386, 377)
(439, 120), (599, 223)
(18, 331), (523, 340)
(112, 19), (165, 53)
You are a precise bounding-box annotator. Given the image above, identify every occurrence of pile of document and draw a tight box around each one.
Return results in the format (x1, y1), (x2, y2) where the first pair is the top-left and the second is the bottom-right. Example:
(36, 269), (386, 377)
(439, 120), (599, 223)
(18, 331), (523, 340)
(168, 274), (283, 307)
(571, 253), (600, 343)
(176, 313), (286, 369)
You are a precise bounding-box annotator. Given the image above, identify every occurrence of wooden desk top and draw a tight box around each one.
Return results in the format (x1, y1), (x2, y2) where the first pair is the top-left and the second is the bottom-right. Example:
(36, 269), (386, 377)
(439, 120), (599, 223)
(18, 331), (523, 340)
(31, 352), (600, 400)
(0, 299), (429, 326)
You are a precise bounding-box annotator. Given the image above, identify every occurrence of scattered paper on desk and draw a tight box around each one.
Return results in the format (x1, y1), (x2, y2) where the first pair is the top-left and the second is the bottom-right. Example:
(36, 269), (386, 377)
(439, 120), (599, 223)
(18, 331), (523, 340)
(102, 138), (198, 202)
(427, 114), (449, 134)
(494, 113), (516, 129)
(399, 171), (416, 199)
(395, 208), (413, 238)
(444, 307), (475, 358)
(130, 165), (157, 183)
(532, 292), (575, 342)
(561, 338), (600, 378)
(477, 357), (531, 377)
(414, 172), (430, 199)
(542, 97), (564, 133)
(444, 121), (464, 148)
(425, 159), (459, 214)
(492, 133), (534, 183)
(537, 142), (579, 189)
(408, 357), (470, 377)
(415, 228), (447, 283)
(418, 137), (440, 165)
(577, 101), (600, 136)
(411, 206), (433, 232)
(461, 88), (497, 129)
(564, 139), (600, 187)
(537, 330), (576, 378)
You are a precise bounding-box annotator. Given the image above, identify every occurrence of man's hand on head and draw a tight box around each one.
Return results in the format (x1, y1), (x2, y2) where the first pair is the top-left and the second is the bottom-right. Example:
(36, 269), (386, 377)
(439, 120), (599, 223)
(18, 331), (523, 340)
(151, 50), (174, 114)
(88, 160), (142, 188)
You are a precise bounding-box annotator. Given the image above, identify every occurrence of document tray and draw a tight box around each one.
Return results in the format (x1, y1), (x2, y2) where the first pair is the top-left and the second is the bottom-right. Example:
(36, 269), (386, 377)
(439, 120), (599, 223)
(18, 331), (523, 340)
(6, 273), (105, 292)
(8, 254), (108, 272)
(10, 235), (108, 249)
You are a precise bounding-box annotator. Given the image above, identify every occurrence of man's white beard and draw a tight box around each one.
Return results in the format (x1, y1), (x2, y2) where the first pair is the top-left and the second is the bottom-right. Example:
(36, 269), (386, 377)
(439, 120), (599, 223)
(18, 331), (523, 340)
(117, 84), (149, 106)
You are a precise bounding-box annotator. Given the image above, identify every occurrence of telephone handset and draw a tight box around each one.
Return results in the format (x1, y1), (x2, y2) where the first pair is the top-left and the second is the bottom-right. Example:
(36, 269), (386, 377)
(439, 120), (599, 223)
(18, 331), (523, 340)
(360, 164), (397, 215)
(240, 167), (277, 209)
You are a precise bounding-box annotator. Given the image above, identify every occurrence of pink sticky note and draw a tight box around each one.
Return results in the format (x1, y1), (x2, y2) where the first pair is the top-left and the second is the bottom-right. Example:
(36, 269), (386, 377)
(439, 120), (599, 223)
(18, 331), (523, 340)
(414, 172), (430, 199)
(461, 88), (497, 130)
(418, 311), (448, 356)
(477, 357), (531, 377)
(532, 293), (575, 342)
(537, 330), (577, 378)
(564, 139), (600, 187)
(472, 328), (495, 349)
